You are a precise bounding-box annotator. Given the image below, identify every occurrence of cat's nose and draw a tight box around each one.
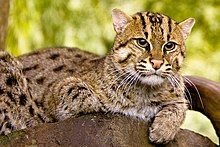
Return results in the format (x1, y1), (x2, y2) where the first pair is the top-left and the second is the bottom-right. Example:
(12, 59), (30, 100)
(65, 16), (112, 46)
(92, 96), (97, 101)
(150, 59), (164, 70)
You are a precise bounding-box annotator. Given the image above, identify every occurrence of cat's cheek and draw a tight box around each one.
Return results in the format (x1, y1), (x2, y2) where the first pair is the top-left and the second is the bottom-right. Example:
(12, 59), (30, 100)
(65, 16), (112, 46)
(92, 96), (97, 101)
(164, 56), (171, 63)
(172, 54), (184, 69)
(114, 48), (132, 63)
(177, 54), (184, 66)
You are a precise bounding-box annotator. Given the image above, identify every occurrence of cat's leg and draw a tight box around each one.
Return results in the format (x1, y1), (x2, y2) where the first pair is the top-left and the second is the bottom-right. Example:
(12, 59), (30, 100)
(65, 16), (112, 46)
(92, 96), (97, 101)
(149, 98), (188, 144)
(0, 51), (44, 135)
(46, 76), (101, 121)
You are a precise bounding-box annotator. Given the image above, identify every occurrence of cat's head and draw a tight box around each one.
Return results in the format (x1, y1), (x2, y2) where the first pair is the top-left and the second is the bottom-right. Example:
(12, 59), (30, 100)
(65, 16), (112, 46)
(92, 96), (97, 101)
(110, 9), (195, 86)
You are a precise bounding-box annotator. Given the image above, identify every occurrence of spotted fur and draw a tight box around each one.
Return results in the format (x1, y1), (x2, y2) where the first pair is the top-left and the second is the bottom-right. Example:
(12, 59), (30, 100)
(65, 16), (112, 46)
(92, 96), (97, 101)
(0, 9), (195, 144)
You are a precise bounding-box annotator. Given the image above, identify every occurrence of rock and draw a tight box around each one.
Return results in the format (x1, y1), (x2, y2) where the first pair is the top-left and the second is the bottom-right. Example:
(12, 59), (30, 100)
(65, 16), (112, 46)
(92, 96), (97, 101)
(0, 113), (216, 147)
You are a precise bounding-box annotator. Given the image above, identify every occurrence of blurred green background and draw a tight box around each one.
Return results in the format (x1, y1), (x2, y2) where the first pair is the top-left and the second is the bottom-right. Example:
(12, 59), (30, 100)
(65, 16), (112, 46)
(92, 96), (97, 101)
(6, 0), (219, 144)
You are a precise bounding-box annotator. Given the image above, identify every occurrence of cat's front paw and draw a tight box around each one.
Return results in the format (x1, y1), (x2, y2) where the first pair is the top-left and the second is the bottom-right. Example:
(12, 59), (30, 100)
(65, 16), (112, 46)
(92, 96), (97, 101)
(149, 123), (177, 144)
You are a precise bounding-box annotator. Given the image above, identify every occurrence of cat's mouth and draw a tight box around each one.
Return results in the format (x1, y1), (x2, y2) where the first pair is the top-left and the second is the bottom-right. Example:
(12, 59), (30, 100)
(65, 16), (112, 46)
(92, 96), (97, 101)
(140, 70), (165, 77)
(141, 73), (159, 77)
(139, 73), (165, 85)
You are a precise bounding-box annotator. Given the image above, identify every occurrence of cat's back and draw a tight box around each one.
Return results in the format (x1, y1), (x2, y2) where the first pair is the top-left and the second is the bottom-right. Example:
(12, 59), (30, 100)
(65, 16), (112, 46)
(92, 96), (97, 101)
(18, 47), (99, 77)
(17, 47), (100, 102)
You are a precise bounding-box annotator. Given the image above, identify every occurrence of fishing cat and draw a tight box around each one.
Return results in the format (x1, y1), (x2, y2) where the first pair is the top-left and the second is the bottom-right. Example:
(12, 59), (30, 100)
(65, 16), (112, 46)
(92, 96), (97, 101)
(0, 9), (195, 144)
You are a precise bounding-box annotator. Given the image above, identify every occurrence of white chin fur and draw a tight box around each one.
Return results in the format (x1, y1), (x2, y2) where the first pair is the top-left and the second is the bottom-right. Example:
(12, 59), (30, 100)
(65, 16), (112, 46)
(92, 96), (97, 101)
(140, 75), (164, 86)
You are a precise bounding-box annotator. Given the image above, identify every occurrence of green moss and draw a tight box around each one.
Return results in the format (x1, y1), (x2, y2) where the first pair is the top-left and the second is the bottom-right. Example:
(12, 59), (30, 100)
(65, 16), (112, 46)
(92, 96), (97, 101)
(0, 131), (25, 145)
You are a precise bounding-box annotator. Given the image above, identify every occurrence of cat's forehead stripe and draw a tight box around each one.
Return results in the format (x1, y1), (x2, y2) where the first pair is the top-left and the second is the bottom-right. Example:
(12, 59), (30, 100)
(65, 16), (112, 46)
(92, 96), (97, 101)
(144, 32), (148, 39)
(168, 17), (172, 33)
(147, 12), (163, 25)
(137, 12), (147, 30)
(133, 12), (175, 41)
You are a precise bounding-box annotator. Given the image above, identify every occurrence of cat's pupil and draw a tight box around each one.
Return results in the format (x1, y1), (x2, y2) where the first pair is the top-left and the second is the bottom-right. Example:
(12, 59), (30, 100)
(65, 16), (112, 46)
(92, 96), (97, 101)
(139, 39), (147, 45)
(166, 42), (173, 48)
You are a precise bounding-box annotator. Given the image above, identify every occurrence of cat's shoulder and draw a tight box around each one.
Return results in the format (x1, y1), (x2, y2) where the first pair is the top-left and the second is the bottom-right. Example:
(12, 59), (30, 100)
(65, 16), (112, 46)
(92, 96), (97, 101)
(17, 47), (100, 72)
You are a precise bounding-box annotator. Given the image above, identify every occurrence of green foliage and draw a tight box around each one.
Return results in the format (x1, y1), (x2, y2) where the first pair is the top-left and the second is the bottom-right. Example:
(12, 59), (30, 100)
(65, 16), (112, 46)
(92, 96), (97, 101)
(6, 0), (219, 145)
(7, 0), (220, 82)
(181, 111), (219, 144)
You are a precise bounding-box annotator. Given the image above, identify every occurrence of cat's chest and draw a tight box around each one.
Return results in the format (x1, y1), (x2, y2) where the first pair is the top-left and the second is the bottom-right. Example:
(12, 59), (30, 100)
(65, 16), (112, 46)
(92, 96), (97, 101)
(96, 77), (179, 120)
(105, 92), (162, 120)
(120, 105), (160, 121)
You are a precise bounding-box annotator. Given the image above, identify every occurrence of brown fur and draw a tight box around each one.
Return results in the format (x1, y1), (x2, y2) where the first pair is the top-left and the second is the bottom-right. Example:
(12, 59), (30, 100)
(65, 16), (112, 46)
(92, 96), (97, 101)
(0, 9), (195, 144)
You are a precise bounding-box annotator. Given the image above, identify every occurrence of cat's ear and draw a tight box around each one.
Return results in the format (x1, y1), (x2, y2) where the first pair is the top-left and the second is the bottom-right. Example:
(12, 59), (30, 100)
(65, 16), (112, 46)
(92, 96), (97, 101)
(179, 18), (195, 40)
(112, 9), (132, 33)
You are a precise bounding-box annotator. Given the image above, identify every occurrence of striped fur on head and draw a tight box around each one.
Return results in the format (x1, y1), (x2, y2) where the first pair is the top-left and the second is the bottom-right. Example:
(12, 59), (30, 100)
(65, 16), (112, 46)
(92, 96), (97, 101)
(110, 9), (195, 85)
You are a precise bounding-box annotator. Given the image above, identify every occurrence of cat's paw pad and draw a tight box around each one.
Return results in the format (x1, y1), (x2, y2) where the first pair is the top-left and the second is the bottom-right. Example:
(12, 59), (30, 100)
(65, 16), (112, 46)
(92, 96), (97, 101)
(149, 125), (176, 144)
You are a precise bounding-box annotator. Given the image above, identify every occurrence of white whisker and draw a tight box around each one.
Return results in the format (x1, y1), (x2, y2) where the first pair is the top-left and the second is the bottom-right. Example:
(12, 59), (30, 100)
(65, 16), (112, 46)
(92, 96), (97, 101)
(168, 75), (192, 109)
(167, 76), (176, 91)
(106, 68), (128, 90)
(124, 71), (140, 95)
(184, 77), (204, 109)
(116, 70), (134, 94)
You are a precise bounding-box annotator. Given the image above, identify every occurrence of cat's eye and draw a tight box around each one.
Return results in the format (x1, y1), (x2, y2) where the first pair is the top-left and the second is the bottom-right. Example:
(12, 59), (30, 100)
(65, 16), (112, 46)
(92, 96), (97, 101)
(163, 42), (177, 52)
(136, 38), (150, 50)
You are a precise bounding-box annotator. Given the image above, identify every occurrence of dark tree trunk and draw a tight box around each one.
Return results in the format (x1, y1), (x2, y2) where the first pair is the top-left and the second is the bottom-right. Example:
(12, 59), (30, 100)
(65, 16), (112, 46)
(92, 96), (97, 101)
(185, 76), (220, 139)
(0, 114), (216, 147)
(0, 0), (10, 51)
(0, 76), (218, 146)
